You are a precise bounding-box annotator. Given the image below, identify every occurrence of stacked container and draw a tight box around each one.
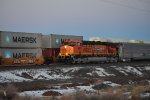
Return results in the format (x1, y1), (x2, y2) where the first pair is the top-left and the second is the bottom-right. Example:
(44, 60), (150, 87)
(0, 31), (42, 59)
(42, 34), (83, 59)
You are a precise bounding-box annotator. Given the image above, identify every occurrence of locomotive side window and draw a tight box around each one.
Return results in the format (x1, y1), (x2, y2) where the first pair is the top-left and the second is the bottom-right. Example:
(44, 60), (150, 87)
(77, 42), (81, 46)
(69, 42), (76, 46)
(64, 42), (68, 45)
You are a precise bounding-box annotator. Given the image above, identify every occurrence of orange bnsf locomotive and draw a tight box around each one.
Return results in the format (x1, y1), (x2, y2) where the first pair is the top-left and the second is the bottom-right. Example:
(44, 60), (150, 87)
(58, 39), (119, 64)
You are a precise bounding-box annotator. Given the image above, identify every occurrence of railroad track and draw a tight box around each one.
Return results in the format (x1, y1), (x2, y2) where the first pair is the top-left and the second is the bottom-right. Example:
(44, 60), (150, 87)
(0, 60), (150, 71)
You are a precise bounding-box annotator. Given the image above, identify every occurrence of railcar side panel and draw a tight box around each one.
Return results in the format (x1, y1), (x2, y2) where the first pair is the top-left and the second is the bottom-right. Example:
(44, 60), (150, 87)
(119, 43), (150, 61)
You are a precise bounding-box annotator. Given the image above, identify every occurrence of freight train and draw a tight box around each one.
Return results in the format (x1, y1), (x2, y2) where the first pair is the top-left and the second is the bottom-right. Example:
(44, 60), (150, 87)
(58, 39), (150, 64)
(0, 39), (150, 65)
(1, 39), (150, 65)
(0, 30), (150, 65)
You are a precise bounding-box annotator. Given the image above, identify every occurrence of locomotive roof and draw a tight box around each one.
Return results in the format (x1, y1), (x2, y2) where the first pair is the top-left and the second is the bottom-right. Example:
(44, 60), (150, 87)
(82, 41), (119, 46)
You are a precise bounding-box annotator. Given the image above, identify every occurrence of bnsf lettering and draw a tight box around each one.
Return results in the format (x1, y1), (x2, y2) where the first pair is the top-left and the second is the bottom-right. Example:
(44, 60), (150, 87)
(13, 36), (36, 43)
(13, 53), (36, 58)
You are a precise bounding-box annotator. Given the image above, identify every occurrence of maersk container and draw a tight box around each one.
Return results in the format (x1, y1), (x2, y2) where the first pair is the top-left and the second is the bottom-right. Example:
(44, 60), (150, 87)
(119, 43), (150, 61)
(0, 31), (42, 48)
(0, 48), (42, 58)
(42, 34), (83, 48)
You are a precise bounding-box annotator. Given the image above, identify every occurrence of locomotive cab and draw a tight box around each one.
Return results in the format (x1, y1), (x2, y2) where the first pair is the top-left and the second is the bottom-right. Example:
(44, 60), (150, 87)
(58, 39), (82, 63)
(59, 40), (81, 56)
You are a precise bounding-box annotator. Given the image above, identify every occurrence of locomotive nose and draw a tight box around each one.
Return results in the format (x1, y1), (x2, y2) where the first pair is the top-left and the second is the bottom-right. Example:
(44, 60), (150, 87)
(60, 45), (68, 56)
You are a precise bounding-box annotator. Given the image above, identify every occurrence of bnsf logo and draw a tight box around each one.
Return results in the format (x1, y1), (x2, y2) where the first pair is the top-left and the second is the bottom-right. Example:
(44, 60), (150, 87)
(13, 36), (36, 43)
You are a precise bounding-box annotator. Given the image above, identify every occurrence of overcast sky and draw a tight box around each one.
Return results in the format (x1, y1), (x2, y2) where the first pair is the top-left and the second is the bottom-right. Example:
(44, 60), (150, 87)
(0, 0), (150, 40)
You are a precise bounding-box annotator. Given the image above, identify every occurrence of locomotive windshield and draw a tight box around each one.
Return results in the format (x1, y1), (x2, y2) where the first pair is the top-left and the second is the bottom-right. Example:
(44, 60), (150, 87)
(63, 40), (81, 46)
(63, 42), (76, 46)
(68, 42), (76, 46)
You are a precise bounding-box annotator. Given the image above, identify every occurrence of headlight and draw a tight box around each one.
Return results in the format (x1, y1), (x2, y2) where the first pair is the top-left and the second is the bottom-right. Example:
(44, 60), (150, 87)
(65, 46), (67, 49)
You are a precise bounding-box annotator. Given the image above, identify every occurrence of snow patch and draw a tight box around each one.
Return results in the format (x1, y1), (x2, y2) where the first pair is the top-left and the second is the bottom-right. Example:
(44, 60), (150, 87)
(0, 71), (31, 83)
(0, 68), (71, 83)
(145, 66), (150, 70)
(62, 67), (81, 73)
(86, 73), (92, 76)
(19, 90), (46, 97)
(52, 88), (76, 95)
(103, 81), (121, 87)
(141, 93), (150, 98)
(95, 68), (115, 77)
(114, 66), (143, 76)
(124, 66), (143, 76)
(76, 85), (94, 91)
(110, 66), (117, 68)
(115, 67), (128, 75)
(18, 81), (120, 97)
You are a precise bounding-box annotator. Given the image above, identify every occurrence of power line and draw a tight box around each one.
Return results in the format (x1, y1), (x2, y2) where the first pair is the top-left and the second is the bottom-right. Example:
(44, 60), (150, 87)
(101, 0), (150, 13)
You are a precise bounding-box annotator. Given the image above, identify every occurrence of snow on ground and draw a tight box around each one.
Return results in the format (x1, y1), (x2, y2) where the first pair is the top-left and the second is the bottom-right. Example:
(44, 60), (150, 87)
(61, 67), (81, 73)
(114, 66), (144, 76)
(145, 66), (150, 70)
(19, 86), (150, 99)
(56, 88), (76, 95)
(0, 68), (71, 83)
(103, 81), (121, 87)
(141, 93), (150, 98)
(0, 65), (149, 83)
(0, 71), (31, 83)
(114, 67), (128, 75)
(86, 72), (93, 76)
(19, 90), (46, 97)
(0, 67), (81, 83)
(110, 66), (117, 68)
(95, 68), (115, 77)
(124, 66), (143, 76)
(19, 88), (76, 97)
(19, 87), (76, 97)
(0, 67), (116, 83)
(18, 81), (120, 97)
(76, 85), (94, 91)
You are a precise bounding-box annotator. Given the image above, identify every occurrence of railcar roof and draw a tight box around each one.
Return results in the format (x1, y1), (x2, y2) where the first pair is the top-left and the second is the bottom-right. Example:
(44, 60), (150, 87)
(82, 41), (119, 46)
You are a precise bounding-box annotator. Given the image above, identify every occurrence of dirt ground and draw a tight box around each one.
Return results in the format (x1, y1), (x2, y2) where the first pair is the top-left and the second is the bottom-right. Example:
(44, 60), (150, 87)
(0, 61), (150, 99)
